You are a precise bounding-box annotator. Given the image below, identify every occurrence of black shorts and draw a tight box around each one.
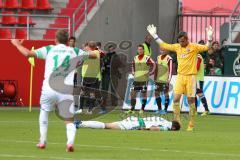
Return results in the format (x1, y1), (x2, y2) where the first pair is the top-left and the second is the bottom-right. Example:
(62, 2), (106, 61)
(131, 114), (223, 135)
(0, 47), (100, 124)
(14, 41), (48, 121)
(196, 81), (204, 94)
(155, 82), (169, 92)
(132, 81), (148, 91)
(82, 77), (100, 93)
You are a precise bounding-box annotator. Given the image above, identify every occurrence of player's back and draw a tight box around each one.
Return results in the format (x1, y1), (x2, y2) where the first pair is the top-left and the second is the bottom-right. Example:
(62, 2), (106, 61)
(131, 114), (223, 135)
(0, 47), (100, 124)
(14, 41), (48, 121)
(143, 116), (172, 130)
(35, 44), (80, 88)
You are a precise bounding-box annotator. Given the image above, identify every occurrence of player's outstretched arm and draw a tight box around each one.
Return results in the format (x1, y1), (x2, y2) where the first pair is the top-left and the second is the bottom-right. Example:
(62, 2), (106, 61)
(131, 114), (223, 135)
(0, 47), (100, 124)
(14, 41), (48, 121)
(11, 39), (36, 57)
(206, 26), (214, 47)
(147, 25), (176, 52)
(147, 24), (164, 45)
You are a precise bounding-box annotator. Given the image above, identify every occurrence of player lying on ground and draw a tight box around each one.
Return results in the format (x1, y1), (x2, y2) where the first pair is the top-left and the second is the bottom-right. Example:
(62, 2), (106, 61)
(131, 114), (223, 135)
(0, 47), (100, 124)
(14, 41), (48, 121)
(147, 24), (213, 131)
(11, 30), (97, 152)
(74, 116), (180, 131)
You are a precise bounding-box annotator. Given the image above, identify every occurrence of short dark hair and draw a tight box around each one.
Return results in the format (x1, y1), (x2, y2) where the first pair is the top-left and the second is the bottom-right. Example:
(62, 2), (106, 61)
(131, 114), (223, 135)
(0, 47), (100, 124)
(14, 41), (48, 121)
(138, 44), (144, 49)
(212, 41), (219, 46)
(69, 36), (76, 41)
(96, 42), (101, 47)
(198, 40), (205, 45)
(88, 41), (97, 50)
(171, 121), (181, 131)
(56, 30), (69, 44)
(177, 31), (188, 39)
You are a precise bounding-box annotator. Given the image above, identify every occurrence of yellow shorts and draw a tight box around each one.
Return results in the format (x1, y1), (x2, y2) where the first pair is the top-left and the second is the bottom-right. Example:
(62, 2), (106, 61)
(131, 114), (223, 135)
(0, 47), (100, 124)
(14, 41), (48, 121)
(174, 74), (197, 97)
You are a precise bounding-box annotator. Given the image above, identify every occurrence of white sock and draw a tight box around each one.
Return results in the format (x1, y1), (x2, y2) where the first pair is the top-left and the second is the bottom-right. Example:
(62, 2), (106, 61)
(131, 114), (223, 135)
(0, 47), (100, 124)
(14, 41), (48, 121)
(66, 123), (76, 145)
(81, 121), (105, 129)
(39, 109), (49, 144)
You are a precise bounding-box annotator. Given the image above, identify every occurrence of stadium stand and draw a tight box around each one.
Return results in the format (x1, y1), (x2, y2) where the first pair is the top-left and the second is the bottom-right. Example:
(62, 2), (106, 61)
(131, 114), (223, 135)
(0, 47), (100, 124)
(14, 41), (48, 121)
(18, 12), (35, 26)
(1, 11), (17, 25)
(15, 28), (27, 39)
(44, 0), (97, 39)
(0, 0), (98, 40)
(5, 0), (20, 9)
(0, 28), (12, 39)
(21, 0), (36, 10)
(36, 0), (53, 10)
(0, 0), (3, 9)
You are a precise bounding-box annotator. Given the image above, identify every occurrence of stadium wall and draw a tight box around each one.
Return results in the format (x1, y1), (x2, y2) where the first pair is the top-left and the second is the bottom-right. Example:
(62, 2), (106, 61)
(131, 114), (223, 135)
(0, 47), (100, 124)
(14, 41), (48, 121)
(76, 0), (179, 59)
(0, 40), (54, 106)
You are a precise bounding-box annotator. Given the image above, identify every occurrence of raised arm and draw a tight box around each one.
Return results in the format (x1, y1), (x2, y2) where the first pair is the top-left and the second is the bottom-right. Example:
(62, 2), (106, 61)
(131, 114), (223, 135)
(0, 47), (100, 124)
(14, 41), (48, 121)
(147, 24), (164, 45)
(147, 24), (177, 52)
(11, 39), (37, 57)
(205, 26), (214, 47)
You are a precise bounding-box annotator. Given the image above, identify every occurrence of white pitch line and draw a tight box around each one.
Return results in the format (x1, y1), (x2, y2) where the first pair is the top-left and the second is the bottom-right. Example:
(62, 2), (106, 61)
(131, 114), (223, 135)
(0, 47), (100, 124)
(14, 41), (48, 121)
(0, 139), (240, 158)
(0, 120), (60, 123)
(0, 153), (73, 160)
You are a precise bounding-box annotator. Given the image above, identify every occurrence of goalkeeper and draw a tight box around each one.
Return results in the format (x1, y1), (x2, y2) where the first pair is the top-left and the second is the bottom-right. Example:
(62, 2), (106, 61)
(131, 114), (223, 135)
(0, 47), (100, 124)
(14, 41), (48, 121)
(147, 24), (213, 131)
(75, 116), (180, 131)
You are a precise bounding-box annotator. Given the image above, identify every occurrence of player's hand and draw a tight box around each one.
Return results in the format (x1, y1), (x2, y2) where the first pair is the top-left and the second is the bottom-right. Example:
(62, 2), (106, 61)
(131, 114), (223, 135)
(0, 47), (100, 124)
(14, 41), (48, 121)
(147, 24), (158, 39)
(206, 26), (214, 41)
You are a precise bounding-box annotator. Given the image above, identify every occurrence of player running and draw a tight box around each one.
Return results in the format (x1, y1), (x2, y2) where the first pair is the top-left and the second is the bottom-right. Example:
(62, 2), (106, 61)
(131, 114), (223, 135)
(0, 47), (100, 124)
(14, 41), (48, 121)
(11, 30), (97, 152)
(196, 54), (210, 116)
(74, 116), (180, 131)
(128, 44), (155, 115)
(147, 24), (213, 131)
(154, 48), (173, 115)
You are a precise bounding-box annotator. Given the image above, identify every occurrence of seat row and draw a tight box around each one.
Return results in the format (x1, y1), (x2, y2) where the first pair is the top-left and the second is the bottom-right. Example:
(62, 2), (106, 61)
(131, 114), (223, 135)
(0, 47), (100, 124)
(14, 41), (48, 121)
(0, 28), (28, 39)
(0, 0), (53, 10)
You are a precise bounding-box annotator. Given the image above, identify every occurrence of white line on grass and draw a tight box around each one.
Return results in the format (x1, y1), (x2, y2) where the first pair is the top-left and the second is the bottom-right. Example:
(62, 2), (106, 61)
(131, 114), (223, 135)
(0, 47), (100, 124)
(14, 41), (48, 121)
(0, 153), (73, 160)
(0, 120), (60, 123)
(0, 139), (240, 158)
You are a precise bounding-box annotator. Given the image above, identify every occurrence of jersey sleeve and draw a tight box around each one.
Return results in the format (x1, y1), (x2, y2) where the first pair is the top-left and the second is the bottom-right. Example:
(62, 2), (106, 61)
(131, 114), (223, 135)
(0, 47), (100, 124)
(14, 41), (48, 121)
(34, 45), (53, 59)
(160, 43), (178, 52)
(196, 44), (209, 53)
(78, 49), (89, 60)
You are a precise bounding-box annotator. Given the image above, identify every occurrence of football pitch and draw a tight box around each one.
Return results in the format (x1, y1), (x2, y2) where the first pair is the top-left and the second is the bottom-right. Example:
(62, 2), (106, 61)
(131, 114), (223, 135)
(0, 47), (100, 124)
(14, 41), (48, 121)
(0, 107), (240, 160)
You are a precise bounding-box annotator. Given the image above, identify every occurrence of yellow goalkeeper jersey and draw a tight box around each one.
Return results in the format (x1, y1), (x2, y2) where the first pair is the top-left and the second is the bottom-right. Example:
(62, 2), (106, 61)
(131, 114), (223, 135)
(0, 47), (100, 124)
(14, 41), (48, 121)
(160, 43), (208, 75)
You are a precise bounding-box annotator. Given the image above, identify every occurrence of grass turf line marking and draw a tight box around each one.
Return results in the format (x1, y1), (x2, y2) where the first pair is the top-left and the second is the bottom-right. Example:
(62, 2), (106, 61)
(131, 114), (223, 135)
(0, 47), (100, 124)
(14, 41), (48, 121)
(0, 139), (240, 158)
(0, 153), (73, 160)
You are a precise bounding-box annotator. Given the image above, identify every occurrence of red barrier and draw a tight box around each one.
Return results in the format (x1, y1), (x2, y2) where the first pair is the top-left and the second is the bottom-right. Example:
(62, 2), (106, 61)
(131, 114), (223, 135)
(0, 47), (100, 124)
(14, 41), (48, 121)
(0, 40), (54, 106)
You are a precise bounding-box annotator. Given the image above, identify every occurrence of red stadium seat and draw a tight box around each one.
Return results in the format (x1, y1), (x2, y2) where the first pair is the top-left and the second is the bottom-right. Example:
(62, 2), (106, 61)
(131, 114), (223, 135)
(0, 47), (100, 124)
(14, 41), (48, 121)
(1, 11), (17, 25)
(36, 0), (53, 10)
(18, 12), (36, 26)
(21, 0), (35, 9)
(0, 28), (12, 39)
(5, 0), (19, 9)
(15, 28), (27, 39)
(0, 0), (3, 9)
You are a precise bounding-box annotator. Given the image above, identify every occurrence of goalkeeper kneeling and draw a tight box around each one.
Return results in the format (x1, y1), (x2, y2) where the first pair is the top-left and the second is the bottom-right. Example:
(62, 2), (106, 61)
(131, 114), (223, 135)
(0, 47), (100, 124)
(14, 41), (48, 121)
(75, 116), (180, 131)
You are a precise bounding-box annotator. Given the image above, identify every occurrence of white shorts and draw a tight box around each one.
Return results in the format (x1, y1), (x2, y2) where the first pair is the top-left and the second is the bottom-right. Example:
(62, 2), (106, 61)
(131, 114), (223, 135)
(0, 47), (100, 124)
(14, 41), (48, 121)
(114, 117), (140, 130)
(40, 85), (74, 112)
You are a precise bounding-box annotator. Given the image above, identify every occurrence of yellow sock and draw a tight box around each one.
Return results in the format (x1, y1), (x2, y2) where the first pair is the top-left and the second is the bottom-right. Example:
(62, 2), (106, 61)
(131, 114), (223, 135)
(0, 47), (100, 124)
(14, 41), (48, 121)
(189, 103), (196, 127)
(173, 103), (181, 124)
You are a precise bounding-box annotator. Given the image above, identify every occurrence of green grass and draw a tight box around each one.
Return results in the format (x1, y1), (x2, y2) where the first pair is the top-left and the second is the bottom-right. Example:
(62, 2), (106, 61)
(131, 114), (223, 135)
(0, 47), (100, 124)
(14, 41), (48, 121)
(0, 107), (240, 160)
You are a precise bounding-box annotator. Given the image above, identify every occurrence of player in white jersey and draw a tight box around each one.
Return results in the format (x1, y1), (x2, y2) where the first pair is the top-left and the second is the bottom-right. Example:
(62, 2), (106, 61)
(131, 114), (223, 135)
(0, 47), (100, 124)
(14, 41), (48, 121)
(11, 30), (97, 152)
(75, 116), (181, 131)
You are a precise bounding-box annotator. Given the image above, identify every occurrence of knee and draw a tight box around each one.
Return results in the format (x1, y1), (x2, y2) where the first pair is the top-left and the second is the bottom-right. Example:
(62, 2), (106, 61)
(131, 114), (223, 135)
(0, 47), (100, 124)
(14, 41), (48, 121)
(173, 97), (180, 103)
(155, 91), (160, 98)
(188, 98), (195, 104)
